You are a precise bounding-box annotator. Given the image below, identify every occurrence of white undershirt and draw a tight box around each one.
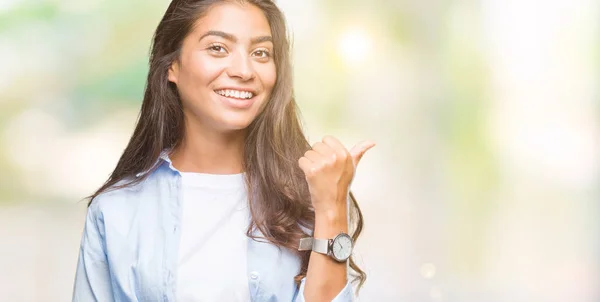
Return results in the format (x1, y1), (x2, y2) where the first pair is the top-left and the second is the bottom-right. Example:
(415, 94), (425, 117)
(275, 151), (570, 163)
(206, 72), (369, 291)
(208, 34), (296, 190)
(176, 171), (250, 302)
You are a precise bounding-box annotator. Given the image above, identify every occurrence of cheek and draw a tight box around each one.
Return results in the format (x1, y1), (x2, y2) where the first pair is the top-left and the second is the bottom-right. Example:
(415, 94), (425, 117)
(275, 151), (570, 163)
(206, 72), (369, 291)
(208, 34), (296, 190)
(257, 62), (277, 91)
(180, 53), (223, 89)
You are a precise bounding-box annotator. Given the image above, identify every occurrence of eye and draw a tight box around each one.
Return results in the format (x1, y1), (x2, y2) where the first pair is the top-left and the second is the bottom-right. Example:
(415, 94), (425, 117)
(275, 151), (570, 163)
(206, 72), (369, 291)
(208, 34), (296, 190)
(208, 44), (227, 54)
(252, 49), (271, 58)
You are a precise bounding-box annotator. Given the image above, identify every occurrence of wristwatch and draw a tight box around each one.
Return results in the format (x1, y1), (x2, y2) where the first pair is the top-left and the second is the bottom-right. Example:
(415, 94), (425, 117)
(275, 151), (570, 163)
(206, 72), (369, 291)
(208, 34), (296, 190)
(298, 232), (353, 262)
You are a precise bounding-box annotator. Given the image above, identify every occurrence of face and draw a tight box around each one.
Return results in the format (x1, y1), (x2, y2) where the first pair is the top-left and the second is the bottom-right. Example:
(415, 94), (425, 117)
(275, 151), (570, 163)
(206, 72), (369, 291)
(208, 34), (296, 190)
(168, 2), (276, 133)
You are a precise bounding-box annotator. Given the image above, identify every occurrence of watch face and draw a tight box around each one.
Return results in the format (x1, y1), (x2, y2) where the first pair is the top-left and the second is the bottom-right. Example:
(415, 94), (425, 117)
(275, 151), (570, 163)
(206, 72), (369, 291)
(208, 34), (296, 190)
(332, 233), (353, 261)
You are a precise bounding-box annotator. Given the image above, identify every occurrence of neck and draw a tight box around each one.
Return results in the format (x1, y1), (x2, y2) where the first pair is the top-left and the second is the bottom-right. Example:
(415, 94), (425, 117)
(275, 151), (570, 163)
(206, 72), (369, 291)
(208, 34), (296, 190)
(170, 116), (247, 174)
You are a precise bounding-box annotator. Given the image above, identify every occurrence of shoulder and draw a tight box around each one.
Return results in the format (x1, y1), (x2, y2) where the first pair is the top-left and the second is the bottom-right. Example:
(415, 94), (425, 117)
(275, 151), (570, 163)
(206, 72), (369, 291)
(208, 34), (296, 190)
(88, 164), (174, 217)
(88, 176), (149, 219)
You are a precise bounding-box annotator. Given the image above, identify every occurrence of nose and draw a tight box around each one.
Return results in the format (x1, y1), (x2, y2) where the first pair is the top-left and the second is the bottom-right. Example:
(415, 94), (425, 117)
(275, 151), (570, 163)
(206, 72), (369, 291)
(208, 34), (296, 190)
(227, 50), (255, 81)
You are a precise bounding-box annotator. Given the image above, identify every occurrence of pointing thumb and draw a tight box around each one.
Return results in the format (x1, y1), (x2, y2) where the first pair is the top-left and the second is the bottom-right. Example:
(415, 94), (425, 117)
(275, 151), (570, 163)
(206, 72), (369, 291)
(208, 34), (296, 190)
(349, 140), (376, 167)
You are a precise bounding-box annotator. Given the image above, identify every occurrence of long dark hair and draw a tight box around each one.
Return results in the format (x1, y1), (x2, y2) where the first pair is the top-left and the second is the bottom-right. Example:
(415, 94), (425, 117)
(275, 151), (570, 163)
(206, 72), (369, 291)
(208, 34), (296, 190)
(88, 0), (366, 292)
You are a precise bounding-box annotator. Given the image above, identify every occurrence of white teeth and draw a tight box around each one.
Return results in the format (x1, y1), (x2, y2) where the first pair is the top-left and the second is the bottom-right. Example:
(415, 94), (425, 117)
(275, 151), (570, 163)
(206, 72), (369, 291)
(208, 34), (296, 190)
(215, 89), (253, 99)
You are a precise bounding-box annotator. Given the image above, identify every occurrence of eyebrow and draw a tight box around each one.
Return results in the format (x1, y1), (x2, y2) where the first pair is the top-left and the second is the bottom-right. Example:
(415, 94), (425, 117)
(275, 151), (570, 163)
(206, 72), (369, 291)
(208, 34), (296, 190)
(199, 30), (273, 45)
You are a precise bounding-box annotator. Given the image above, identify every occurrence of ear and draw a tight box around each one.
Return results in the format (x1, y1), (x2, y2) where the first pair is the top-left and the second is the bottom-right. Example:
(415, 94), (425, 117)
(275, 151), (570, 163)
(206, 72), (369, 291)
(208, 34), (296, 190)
(168, 60), (179, 84)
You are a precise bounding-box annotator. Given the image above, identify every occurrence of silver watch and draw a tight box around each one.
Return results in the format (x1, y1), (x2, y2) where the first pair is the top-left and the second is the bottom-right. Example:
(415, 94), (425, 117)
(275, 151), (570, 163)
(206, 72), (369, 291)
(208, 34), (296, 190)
(298, 232), (353, 262)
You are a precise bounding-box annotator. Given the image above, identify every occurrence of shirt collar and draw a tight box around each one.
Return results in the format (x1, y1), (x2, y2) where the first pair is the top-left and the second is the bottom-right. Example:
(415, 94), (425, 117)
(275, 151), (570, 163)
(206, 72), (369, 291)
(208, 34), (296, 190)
(135, 149), (179, 178)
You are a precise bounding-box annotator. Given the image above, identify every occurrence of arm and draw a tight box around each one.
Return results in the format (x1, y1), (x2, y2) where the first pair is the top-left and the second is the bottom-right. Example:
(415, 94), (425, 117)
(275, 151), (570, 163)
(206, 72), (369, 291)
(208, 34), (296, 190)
(72, 202), (115, 302)
(294, 210), (353, 302)
(296, 136), (375, 302)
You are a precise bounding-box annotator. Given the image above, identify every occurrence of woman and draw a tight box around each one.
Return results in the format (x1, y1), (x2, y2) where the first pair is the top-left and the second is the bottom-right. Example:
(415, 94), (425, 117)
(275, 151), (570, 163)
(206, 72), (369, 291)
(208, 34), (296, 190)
(72, 0), (374, 301)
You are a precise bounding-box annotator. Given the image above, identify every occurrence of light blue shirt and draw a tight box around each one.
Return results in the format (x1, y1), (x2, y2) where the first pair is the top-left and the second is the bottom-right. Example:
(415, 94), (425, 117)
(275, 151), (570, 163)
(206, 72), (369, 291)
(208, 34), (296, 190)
(72, 152), (354, 301)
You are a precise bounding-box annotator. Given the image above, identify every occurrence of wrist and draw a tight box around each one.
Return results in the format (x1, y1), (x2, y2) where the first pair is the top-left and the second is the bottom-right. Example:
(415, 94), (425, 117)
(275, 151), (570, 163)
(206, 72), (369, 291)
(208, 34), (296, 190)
(314, 208), (348, 239)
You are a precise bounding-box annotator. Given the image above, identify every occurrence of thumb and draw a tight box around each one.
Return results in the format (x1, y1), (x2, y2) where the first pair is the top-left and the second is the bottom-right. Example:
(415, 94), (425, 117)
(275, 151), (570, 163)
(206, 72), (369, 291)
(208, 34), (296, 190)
(349, 140), (376, 167)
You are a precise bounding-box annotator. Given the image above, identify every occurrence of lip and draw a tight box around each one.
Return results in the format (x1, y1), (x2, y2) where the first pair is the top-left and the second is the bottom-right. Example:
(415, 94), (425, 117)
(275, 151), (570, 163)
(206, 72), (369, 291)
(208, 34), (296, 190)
(213, 89), (256, 109)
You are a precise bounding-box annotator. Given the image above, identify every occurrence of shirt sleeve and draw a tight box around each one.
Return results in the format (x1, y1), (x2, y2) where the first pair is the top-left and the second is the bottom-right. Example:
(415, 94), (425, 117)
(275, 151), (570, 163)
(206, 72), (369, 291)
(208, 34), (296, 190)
(293, 277), (354, 302)
(72, 202), (115, 302)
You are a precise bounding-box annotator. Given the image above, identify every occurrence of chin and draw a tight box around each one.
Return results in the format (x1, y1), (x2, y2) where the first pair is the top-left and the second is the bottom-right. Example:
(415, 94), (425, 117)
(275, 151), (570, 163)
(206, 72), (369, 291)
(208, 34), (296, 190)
(218, 116), (256, 132)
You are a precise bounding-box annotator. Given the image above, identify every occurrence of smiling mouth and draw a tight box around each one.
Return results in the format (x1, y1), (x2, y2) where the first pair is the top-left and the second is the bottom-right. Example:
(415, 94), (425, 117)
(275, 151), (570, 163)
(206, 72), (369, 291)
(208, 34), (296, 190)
(214, 89), (255, 100)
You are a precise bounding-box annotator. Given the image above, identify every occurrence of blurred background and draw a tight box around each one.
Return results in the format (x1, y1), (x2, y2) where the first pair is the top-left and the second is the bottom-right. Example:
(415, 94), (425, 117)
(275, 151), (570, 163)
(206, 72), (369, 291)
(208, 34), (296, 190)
(0, 0), (598, 301)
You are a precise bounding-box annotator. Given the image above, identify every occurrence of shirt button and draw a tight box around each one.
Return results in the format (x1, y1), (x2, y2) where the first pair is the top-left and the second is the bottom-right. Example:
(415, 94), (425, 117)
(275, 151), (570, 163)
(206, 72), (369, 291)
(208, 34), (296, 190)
(250, 271), (259, 280)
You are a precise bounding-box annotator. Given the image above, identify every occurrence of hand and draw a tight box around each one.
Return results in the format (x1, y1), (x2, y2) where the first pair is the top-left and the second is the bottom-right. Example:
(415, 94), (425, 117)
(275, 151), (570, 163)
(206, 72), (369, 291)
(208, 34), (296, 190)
(298, 136), (375, 215)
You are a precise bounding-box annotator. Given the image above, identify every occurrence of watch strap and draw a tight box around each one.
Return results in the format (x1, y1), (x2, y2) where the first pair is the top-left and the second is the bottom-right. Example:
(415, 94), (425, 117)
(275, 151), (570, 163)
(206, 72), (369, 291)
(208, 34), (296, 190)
(298, 237), (313, 251)
(312, 238), (329, 254)
(298, 237), (329, 254)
